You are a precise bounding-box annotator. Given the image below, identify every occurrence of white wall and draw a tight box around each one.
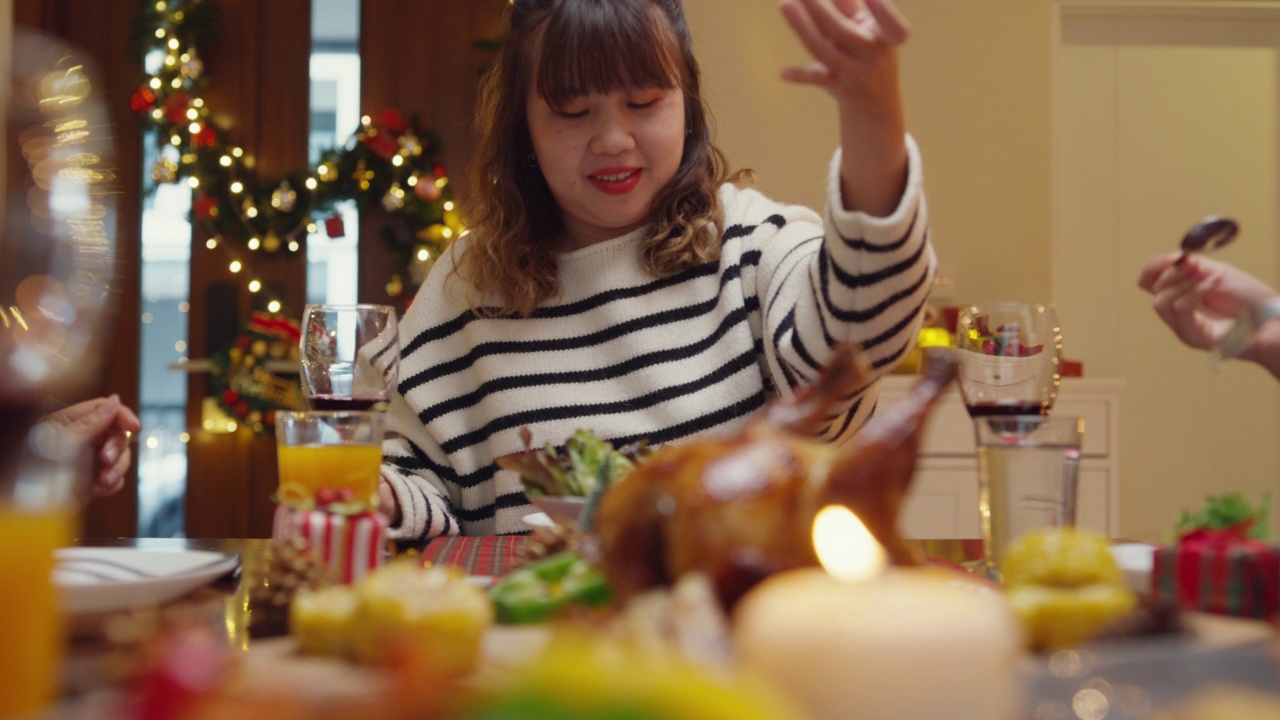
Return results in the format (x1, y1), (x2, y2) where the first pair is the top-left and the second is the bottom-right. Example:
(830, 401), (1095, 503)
(686, 0), (1280, 542)
(1053, 4), (1280, 541)
(684, 0), (1054, 306)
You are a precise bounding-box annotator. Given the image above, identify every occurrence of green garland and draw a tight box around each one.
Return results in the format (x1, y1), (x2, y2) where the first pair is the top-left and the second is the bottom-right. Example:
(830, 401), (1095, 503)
(129, 0), (463, 300)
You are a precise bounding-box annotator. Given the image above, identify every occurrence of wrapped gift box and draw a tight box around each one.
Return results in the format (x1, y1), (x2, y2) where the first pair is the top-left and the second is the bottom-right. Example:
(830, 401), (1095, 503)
(1151, 531), (1280, 619)
(273, 505), (387, 584)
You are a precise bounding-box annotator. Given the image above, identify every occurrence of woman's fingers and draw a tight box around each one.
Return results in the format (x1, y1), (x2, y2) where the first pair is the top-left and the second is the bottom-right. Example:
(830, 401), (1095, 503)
(865, 0), (910, 45)
(780, 61), (836, 88)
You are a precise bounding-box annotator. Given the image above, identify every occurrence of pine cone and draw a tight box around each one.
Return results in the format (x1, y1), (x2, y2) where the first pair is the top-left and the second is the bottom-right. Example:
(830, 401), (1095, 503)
(248, 537), (337, 638)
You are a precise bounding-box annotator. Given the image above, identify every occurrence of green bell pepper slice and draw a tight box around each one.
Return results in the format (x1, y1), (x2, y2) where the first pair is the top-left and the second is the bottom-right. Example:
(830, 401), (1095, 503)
(489, 552), (612, 624)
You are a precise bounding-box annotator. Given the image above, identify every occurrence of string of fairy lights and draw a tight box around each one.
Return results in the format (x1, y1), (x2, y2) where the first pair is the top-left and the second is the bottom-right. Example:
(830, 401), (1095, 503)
(130, 0), (465, 311)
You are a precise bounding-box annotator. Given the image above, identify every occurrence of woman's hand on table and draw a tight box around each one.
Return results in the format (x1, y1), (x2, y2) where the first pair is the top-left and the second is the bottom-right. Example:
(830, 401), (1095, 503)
(377, 478), (401, 527)
(45, 395), (141, 500)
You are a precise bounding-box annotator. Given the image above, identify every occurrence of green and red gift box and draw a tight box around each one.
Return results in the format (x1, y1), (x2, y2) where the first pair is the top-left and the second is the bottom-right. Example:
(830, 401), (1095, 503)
(1152, 527), (1280, 619)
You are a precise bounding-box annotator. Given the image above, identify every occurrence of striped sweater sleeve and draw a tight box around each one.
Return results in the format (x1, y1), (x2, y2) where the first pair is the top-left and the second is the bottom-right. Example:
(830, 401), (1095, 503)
(757, 134), (935, 441)
(379, 362), (461, 542)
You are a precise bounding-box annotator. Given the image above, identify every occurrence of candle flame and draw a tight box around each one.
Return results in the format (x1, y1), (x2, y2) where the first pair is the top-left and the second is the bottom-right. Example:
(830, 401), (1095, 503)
(813, 505), (886, 581)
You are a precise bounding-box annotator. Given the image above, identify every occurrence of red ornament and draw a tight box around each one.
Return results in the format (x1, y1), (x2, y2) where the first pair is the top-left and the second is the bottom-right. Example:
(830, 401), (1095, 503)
(234, 401), (250, 418)
(193, 194), (218, 220)
(379, 108), (408, 135)
(433, 163), (446, 178)
(414, 180), (441, 202)
(163, 93), (189, 125)
(130, 86), (157, 113)
(363, 133), (398, 161)
(324, 213), (345, 239)
(193, 125), (218, 148)
(222, 389), (239, 406)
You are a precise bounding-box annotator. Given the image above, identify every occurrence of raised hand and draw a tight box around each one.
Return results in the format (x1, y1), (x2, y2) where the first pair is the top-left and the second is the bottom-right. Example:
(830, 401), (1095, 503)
(779, 0), (911, 215)
(779, 0), (908, 105)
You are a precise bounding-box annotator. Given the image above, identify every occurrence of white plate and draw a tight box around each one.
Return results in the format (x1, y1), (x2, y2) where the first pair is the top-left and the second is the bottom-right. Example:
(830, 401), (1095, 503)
(522, 512), (555, 529)
(54, 547), (241, 614)
(1109, 542), (1156, 594)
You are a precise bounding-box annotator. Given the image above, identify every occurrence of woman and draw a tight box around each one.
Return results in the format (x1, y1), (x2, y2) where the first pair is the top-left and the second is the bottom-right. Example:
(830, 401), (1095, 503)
(378, 0), (935, 541)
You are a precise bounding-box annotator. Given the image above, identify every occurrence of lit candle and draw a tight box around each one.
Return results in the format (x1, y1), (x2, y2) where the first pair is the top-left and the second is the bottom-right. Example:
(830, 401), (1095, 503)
(735, 506), (1023, 720)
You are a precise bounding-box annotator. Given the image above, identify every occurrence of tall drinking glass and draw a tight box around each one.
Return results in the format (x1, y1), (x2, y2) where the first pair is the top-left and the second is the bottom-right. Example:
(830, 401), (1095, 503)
(300, 304), (399, 411)
(1, 30), (118, 714)
(276, 411), (385, 511)
(976, 415), (1083, 581)
(954, 302), (1062, 418)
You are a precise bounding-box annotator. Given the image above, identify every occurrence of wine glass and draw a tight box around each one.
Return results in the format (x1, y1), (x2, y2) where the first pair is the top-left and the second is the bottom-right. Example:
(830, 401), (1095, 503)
(2, 29), (118, 714)
(954, 302), (1062, 418)
(300, 304), (400, 411)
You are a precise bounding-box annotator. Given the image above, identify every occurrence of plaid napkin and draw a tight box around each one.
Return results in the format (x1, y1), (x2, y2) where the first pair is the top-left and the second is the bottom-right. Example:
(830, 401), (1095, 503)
(421, 535), (530, 577)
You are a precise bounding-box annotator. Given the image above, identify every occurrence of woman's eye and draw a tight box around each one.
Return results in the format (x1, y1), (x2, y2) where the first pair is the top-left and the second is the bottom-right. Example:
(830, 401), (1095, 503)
(555, 108), (587, 119)
(628, 100), (657, 110)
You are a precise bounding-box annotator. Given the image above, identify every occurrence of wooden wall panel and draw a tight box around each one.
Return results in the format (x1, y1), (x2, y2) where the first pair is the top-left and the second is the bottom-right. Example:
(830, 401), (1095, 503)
(185, 0), (311, 538)
(356, 0), (504, 308)
(11, 0), (504, 538)
(13, 0), (144, 539)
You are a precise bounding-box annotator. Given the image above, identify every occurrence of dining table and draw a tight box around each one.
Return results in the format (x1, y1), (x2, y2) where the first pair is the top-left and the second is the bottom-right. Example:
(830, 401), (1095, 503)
(54, 535), (1280, 719)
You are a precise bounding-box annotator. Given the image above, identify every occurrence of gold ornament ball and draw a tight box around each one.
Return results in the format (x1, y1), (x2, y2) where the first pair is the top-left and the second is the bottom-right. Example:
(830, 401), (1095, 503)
(263, 232), (282, 253)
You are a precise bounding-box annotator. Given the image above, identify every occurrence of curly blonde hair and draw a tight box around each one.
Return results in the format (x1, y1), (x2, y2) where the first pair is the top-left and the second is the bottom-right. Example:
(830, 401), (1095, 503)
(454, 0), (731, 317)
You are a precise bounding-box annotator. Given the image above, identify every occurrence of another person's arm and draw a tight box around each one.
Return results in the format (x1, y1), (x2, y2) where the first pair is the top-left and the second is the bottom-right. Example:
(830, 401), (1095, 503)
(1138, 252), (1280, 380)
(44, 394), (141, 500)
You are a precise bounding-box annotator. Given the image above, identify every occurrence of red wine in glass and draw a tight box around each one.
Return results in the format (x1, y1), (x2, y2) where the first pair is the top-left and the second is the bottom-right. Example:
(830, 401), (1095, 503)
(966, 402), (1048, 418)
(308, 395), (382, 412)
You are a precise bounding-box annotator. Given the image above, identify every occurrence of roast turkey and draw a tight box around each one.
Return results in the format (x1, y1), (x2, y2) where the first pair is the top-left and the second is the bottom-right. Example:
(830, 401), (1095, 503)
(595, 346), (958, 605)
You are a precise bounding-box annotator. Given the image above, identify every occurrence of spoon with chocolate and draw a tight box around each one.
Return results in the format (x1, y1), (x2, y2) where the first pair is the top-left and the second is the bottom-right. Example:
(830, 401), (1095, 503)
(1174, 215), (1238, 266)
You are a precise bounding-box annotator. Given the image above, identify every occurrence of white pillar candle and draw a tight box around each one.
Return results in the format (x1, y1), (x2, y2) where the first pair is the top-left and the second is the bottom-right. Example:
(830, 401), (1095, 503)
(736, 568), (1022, 720)
(735, 507), (1023, 720)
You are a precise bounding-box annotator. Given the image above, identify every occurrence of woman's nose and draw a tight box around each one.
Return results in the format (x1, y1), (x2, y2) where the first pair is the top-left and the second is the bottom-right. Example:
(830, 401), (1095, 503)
(589, 107), (636, 156)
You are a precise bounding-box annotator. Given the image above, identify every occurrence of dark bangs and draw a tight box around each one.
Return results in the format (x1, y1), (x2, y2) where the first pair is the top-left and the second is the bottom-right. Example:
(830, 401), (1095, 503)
(529, 1), (684, 106)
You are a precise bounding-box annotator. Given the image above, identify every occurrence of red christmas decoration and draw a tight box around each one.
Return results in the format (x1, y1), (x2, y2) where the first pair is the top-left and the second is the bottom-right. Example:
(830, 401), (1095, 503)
(163, 93), (189, 125)
(130, 85), (157, 112)
(362, 130), (399, 161)
(222, 389), (239, 406)
(193, 125), (218, 148)
(193, 194), (218, 220)
(324, 213), (345, 239)
(379, 108), (408, 135)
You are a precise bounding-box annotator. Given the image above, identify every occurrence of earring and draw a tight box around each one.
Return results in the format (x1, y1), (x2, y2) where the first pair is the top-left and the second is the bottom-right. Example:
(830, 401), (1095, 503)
(527, 153), (538, 167)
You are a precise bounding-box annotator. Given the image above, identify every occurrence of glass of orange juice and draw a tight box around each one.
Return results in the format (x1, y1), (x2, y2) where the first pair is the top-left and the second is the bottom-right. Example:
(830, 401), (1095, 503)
(276, 411), (385, 511)
(0, 422), (83, 716)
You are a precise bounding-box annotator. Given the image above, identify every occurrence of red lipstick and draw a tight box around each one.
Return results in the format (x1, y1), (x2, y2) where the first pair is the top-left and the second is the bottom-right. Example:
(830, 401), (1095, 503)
(588, 167), (642, 195)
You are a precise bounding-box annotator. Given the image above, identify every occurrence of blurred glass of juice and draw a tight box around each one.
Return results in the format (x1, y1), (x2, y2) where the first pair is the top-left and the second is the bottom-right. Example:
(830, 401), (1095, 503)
(276, 411), (385, 509)
(0, 505), (73, 715)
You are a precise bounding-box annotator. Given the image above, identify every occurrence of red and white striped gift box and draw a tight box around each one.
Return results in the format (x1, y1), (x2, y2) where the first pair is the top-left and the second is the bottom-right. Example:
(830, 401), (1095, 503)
(272, 505), (387, 584)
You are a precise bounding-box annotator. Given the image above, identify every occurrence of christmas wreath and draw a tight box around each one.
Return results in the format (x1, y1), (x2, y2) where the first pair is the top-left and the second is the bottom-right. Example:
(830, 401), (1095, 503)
(128, 0), (464, 301)
(208, 312), (306, 434)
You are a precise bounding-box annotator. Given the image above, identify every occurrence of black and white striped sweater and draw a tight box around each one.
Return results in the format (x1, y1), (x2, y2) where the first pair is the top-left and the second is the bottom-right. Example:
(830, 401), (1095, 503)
(380, 138), (935, 541)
